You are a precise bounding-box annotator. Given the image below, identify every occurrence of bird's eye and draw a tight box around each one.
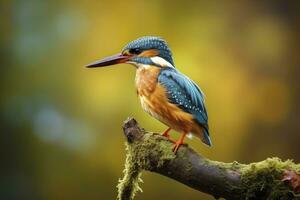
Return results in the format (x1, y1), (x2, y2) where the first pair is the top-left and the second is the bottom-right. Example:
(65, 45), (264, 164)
(129, 48), (142, 55)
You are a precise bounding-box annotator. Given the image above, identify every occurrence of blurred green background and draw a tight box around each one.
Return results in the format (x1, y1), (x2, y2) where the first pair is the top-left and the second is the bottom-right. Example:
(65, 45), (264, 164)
(1, 1), (299, 199)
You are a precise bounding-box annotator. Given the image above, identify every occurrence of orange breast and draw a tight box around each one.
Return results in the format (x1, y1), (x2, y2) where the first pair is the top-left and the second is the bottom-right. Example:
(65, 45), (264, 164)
(135, 65), (204, 137)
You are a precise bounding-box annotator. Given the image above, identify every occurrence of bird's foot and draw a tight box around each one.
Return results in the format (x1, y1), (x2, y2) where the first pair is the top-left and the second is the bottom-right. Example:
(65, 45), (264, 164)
(172, 132), (187, 154)
(161, 128), (176, 143)
(166, 136), (176, 143)
(172, 141), (184, 154)
(161, 127), (171, 137)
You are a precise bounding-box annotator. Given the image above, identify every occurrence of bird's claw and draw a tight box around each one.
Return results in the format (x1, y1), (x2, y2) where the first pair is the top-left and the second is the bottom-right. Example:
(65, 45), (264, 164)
(172, 132), (187, 154)
(172, 142), (183, 154)
(162, 128), (186, 153)
(161, 128), (176, 143)
(161, 127), (171, 137)
(166, 136), (176, 143)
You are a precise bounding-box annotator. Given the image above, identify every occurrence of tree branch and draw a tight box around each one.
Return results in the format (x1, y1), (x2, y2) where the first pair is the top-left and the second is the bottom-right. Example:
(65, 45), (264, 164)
(117, 118), (300, 200)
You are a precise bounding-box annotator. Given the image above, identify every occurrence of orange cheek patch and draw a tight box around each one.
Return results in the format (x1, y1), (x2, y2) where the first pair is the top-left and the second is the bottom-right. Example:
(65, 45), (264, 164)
(139, 49), (159, 57)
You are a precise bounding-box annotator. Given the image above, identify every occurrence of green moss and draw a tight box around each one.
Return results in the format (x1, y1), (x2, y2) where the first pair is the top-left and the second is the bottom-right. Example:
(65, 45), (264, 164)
(117, 144), (143, 200)
(118, 129), (300, 200)
(203, 159), (245, 195)
(239, 157), (300, 200)
(117, 132), (176, 200)
(206, 159), (244, 170)
(205, 158), (300, 199)
(131, 132), (176, 169)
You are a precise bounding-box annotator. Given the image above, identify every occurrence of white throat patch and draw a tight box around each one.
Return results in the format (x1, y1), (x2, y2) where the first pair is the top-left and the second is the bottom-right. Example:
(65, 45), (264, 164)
(150, 56), (174, 68)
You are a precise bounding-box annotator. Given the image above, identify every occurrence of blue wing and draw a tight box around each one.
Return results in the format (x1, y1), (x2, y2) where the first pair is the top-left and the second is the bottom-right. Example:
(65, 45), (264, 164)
(158, 68), (211, 146)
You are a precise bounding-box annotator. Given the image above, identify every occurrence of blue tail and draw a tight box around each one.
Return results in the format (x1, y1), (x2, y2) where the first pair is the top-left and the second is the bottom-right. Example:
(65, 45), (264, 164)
(202, 126), (212, 147)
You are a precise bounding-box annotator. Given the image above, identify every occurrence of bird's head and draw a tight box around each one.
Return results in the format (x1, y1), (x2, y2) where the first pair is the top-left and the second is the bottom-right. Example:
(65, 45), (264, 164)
(86, 36), (175, 69)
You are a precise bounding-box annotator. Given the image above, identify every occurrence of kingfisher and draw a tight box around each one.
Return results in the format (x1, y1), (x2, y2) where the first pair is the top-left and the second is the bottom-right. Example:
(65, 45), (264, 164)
(86, 36), (212, 153)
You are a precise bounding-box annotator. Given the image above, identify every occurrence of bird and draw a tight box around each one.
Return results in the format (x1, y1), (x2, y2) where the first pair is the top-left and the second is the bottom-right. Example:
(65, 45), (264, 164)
(86, 36), (212, 153)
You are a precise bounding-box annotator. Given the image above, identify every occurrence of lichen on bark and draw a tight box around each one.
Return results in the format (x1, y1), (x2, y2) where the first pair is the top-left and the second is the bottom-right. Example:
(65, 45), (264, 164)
(117, 118), (300, 200)
(239, 158), (300, 200)
(117, 144), (143, 200)
(117, 132), (175, 200)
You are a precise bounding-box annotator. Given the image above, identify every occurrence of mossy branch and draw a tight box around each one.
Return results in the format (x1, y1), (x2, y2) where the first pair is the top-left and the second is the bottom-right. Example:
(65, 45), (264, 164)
(117, 118), (300, 200)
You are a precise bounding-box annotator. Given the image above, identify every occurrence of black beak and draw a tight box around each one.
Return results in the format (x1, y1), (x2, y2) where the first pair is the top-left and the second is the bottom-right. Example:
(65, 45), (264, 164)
(85, 53), (132, 68)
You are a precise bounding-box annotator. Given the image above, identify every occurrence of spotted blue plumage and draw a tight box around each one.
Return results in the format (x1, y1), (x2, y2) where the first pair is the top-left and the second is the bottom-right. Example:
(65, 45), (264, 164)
(158, 67), (212, 146)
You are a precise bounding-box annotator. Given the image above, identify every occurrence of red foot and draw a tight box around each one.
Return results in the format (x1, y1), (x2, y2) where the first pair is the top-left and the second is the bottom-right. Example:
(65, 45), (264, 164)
(161, 127), (171, 137)
(161, 128), (176, 143)
(172, 133), (187, 154)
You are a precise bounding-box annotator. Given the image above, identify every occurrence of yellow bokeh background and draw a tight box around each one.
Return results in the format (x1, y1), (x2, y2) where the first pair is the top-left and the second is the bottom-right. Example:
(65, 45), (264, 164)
(1, 1), (299, 199)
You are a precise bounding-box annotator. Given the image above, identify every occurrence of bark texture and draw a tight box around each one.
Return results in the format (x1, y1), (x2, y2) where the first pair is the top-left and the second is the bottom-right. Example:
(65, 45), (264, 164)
(117, 118), (300, 200)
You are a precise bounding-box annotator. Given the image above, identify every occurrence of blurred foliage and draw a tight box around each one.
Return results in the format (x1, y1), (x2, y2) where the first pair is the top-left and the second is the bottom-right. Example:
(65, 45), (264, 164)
(1, 0), (299, 200)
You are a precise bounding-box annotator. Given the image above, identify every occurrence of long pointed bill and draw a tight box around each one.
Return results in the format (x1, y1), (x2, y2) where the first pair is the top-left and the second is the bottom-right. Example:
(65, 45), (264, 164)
(85, 53), (132, 68)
